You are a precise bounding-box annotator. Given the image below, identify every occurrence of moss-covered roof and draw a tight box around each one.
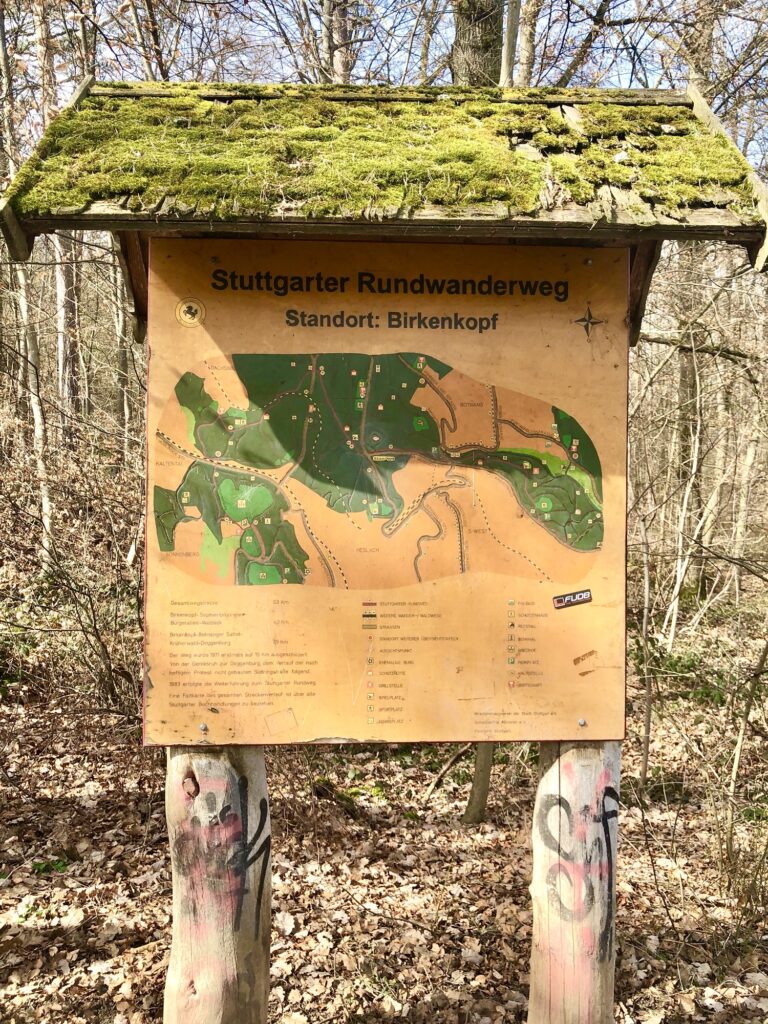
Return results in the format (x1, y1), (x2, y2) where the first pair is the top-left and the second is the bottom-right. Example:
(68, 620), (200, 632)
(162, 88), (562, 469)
(2, 81), (768, 257)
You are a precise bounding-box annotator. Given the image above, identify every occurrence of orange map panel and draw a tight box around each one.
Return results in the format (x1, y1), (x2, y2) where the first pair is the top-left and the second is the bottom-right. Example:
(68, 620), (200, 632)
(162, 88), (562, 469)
(144, 240), (628, 745)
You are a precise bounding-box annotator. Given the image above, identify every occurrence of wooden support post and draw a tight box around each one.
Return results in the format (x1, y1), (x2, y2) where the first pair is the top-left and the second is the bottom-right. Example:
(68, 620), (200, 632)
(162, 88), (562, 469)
(528, 741), (621, 1024)
(164, 746), (271, 1024)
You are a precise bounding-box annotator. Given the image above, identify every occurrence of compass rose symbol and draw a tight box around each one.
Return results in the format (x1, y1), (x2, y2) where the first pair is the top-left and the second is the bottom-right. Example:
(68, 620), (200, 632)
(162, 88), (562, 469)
(574, 305), (604, 338)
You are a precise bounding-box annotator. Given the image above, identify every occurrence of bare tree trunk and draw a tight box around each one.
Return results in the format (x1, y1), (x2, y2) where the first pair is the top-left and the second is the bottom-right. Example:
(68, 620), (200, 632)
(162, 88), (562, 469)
(72, 236), (89, 418)
(419, 0), (440, 83)
(31, 0), (57, 125)
(317, 0), (357, 84)
(499, 0), (522, 86)
(15, 264), (53, 562)
(0, 0), (25, 417)
(78, 0), (98, 76)
(332, 1), (354, 83)
(731, 412), (759, 600)
(32, 0), (82, 444)
(451, 0), (503, 85)
(514, 0), (543, 86)
(320, 0), (334, 81)
(164, 746), (271, 1024)
(657, 395), (678, 571)
(554, 0), (611, 87)
(0, 0), (16, 173)
(528, 742), (620, 1024)
(54, 232), (80, 441)
(462, 741), (494, 824)
(143, 0), (169, 80)
(126, 510), (144, 568)
(111, 254), (132, 462)
(665, 4), (717, 609)
(662, 342), (703, 649)
(12, 277), (29, 415)
(129, 0), (156, 79)
(3, 4), (52, 556)
(638, 516), (654, 789)
(695, 387), (729, 599)
(686, 0), (716, 99)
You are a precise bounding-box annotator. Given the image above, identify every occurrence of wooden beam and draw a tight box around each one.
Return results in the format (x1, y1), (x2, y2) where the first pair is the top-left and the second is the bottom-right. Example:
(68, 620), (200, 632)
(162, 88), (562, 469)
(528, 741), (621, 1024)
(63, 73), (96, 112)
(22, 212), (766, 249)
(627, 241), (662, 346)
(114, 231), (148, 339)
(165, 746), (271, 1024)
(89, 84), (693, 107)
(0, 196), (32, 260)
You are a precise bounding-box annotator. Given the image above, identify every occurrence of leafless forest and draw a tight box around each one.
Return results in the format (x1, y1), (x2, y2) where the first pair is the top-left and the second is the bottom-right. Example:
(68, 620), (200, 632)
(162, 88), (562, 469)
(1, 1), (767, 1022)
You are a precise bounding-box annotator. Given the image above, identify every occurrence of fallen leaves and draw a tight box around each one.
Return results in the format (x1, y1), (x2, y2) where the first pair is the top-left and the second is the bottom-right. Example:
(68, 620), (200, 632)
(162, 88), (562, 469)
(1, 675), (767, 1023)
(273, 910), (296, 937)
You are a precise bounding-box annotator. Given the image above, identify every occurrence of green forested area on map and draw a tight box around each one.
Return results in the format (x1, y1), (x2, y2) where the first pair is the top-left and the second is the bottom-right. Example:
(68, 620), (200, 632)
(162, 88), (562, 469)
(155, 352), (603, 581)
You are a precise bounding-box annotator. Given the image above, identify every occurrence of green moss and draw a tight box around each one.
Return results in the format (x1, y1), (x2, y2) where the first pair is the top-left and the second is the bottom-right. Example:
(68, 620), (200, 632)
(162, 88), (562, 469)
(4, 83), (760, 224)
(577, 102), (695, 138)
(9, 89), (547, 218)
(632, 133), (750, 208)
(569, 145), (639, 187)
(485, 103), (581, 150)
(548, 154), (595, 204)
(548, 121), (753, 216)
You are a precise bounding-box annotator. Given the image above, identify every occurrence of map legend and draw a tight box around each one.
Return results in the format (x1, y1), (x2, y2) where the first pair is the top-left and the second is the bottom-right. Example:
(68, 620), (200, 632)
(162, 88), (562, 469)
(362, 602), (378, 630)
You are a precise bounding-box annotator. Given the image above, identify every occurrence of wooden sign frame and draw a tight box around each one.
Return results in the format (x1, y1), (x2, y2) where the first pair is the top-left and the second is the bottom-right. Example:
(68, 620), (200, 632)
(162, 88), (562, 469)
(145, 238), (627, 747)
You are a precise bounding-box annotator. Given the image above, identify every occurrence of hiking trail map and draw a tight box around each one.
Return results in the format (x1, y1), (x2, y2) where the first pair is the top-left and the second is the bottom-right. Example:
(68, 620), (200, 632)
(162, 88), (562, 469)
(145, 240), (627, 745)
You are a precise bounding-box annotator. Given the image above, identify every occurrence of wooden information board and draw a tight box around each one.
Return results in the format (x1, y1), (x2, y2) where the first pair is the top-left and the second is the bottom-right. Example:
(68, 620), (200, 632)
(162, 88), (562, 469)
(145, 239), (627, 745)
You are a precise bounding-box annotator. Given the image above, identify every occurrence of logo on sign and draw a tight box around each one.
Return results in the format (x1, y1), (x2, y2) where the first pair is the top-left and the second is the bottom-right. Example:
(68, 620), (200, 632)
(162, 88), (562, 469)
(553, 589), (592, 610)
(175, 297), (206, 328)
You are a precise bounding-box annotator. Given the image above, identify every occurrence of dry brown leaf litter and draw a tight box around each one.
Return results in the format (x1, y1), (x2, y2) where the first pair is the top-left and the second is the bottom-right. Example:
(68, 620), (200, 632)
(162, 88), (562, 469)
(1, 664), (767, 1024)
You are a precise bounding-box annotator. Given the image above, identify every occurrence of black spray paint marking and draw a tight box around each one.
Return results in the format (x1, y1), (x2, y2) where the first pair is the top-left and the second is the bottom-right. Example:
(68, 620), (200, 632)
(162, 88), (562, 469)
(537, 784), (619, 962)
(231, 775), (271, 937)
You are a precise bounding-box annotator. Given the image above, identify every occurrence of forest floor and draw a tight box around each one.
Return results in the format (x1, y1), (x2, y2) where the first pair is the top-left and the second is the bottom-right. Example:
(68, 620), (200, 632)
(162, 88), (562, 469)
(1, 625), (768, 1024)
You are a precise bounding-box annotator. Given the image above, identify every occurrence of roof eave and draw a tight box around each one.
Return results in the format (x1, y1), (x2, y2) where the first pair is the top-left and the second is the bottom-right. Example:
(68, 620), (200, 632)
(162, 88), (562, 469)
(8, 210), (766, 256)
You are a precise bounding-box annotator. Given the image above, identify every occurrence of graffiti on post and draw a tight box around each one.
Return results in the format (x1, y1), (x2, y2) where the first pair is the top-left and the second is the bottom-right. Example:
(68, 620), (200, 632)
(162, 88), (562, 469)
(234, 775), (271, 936)
(536, 772), (619, 962)
(173, 772), (271, 938)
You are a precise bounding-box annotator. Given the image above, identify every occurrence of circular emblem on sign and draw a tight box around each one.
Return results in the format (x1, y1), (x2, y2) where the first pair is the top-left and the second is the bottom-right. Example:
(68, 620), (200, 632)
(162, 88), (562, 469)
(175, 297), (206, 328)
